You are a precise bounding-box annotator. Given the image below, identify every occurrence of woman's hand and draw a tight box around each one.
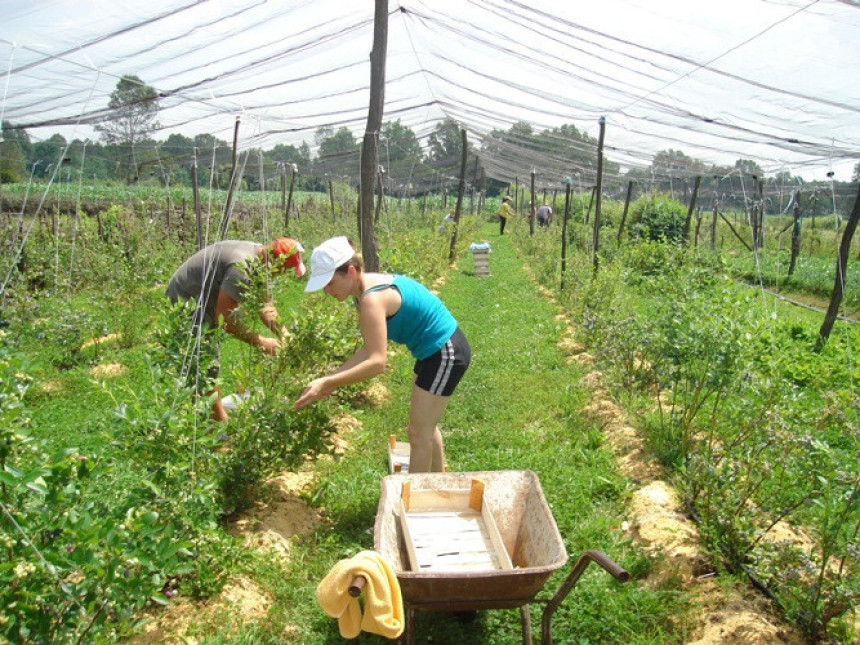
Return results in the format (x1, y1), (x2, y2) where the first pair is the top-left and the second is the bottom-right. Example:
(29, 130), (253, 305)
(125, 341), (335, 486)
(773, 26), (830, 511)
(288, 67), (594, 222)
(293, 377), (334, 409)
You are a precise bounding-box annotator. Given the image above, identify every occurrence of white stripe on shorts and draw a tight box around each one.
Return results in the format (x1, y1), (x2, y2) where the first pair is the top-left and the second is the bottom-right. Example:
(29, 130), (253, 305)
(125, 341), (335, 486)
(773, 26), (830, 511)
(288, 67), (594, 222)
(429, 338), (455, 395)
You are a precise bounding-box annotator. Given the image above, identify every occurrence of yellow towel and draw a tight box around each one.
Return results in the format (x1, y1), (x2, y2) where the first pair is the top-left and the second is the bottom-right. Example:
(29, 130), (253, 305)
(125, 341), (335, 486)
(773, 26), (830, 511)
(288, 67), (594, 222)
(316, 550), (404, 639)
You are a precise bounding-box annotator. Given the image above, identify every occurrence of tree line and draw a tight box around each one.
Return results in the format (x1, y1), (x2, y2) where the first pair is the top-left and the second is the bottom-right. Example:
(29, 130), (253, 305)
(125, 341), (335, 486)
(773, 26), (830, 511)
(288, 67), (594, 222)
(1, 74), (857, 217)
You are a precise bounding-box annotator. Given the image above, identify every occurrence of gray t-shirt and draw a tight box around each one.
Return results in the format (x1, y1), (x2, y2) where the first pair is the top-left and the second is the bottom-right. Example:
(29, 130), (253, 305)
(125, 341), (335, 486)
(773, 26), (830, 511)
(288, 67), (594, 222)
(166, 240), (261, 326)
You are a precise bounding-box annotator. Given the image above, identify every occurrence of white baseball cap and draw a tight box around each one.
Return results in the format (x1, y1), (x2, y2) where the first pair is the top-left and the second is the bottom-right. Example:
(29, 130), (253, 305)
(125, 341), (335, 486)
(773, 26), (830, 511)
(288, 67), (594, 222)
(304, 236), (356, 292)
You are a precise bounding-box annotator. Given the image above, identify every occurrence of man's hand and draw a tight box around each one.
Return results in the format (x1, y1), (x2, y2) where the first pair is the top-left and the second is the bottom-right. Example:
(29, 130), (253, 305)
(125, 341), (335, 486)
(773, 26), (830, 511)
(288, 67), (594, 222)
(256, 335), (282, 355)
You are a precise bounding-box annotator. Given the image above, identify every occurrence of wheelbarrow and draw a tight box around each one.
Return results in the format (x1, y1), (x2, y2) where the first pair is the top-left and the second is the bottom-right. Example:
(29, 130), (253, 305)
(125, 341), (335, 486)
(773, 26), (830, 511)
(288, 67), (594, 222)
(362, 470), (629, 644)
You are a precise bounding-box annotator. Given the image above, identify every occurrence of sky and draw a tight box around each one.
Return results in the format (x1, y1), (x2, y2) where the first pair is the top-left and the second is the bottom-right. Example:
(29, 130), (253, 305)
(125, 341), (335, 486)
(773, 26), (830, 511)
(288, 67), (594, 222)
(1, 0), (858, 183)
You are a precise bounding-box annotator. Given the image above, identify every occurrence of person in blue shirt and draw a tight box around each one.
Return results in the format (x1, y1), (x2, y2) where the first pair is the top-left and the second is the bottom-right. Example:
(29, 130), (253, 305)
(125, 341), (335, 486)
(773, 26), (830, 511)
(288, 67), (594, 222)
(294, 236), (470, 472)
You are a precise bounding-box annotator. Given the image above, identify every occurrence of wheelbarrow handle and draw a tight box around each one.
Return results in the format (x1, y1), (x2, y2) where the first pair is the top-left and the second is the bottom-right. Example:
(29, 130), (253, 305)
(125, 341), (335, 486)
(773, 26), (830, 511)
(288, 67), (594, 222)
(541, 550), (629, 645)
(349, 575), (367, 597)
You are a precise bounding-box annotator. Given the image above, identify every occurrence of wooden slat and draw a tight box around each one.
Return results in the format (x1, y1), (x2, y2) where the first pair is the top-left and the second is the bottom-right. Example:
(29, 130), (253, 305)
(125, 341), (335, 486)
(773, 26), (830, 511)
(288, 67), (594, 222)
(399, 500), (419, 571)
(469, 478), (484, 511)
(401, 480), (411, 511)
(407, 489), (471, 510)
(482, 503), (513, 569)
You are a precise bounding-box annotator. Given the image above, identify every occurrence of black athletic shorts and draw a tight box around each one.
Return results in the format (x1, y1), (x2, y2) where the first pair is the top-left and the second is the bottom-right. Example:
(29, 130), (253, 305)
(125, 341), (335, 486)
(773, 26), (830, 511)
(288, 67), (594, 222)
(413, 327), (471, 396)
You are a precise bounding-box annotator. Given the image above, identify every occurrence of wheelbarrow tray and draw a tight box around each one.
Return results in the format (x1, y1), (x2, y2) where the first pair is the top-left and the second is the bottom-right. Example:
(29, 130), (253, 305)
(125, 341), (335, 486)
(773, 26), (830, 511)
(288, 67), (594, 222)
(373, 470), (568, 611)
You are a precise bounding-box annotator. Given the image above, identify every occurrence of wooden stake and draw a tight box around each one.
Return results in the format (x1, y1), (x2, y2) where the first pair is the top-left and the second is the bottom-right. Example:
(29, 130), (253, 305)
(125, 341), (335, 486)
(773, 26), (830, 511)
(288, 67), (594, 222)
(818, 183), (859, 346)
(561, 183), (571, 291)
(682, 175), (702, 245)
(617, 180), (633, 241)
(529, 170), (536, 236)
(592, 116), (606, 274)
(448, 128), (467, 264)
(191, 150), (202, 250)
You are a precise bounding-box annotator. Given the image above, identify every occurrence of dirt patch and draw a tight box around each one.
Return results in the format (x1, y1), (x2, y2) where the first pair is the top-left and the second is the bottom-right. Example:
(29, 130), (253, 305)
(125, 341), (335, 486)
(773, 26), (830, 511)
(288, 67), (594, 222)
(568, 351), (595, 367)
(556, 336), (585, 355)
(130, 576), (271, 644)
(81, 332), (121, 350)
(226, 470), (321, 560)
(91, 362), (127, 378)
(328, 413), (361, 456)
(35, 379), (64, 395)
(687, 581), (803, 644)
(356, 381), (390, 407)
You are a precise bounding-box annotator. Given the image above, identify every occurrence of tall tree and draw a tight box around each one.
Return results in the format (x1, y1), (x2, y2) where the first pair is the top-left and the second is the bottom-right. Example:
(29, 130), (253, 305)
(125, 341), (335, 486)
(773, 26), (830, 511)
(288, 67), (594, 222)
(95, 75), (160, 183)
(426, 117), (463, 166)
(314, 126), (359, 179)
(734, 158), (763, 178)
(0, 121), (31, 182)
(379, 119), (421, 193)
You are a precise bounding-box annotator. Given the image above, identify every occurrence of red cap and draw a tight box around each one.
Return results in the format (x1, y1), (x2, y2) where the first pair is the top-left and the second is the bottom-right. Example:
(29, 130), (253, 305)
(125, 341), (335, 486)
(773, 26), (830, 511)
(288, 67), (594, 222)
(270, 237), (306, 276)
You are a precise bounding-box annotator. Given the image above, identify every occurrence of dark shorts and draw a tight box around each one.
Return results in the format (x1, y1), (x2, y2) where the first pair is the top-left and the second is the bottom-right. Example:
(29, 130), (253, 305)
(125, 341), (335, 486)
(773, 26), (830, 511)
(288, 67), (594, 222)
(413, 327), (471, 397)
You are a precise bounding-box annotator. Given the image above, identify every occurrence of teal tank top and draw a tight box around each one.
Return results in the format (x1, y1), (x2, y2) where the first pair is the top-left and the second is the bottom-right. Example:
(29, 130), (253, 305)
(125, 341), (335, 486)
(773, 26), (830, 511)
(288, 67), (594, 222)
(362, 275), (457, 360)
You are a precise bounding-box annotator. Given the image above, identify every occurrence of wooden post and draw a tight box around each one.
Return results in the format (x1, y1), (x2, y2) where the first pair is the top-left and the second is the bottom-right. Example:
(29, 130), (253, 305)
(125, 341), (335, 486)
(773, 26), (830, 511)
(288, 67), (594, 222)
(561, 182), (571, 291)
(592, 116), (606, 275)
(285, 163), (297, 231)
(585, 186), (596, 224)
(257, 150), (265, 232)
(328, 178), (336, 221)
(449, 129), (467, 264)
(693, 209), (703, 248)
(788, 190), (802, 277)
(818, 184), (859, 346)
(514, 176), (519, 212)
(529, 170), (536, 236)
(280, 164), (286, 214)
(190, 153), (202, 249)
(470, 155), (479, 214)
(710, 189), (718, 251)
(358, 0), (387, 271)
(682, 175), (702, 245)
(617, 180), (633, 241)
(218, 117), (241, 241)
(756, 177), (765, 249)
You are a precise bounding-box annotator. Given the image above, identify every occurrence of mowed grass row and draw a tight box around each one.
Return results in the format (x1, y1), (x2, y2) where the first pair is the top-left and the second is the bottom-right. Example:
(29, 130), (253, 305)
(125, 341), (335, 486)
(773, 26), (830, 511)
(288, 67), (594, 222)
(240, 225), (692, 643)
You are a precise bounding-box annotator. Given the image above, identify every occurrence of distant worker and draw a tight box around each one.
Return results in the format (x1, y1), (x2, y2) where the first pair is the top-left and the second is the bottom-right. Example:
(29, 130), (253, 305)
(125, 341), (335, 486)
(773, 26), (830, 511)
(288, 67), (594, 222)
(438, 211), (456, 233)
(499, 195), (514, 235)
(536, 204), (553, 228)
(166, 237), (306, 421)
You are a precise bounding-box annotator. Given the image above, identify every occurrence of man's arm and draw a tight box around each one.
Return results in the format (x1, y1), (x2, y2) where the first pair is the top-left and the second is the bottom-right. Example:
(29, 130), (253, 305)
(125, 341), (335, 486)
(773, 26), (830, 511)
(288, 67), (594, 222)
(214, 289), (281, 354)
(258, 301), (282, 335)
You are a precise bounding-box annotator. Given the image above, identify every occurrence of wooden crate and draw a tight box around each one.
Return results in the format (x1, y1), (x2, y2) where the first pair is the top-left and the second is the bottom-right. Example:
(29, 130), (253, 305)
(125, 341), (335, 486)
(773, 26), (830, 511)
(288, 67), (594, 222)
(471, 250), (490, 277)
(398, 479), (512, 573)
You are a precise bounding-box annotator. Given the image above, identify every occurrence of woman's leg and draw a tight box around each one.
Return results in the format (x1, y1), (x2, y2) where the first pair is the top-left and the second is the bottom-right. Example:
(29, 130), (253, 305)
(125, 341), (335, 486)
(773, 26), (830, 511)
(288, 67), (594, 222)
(407, 381), (450, 472)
